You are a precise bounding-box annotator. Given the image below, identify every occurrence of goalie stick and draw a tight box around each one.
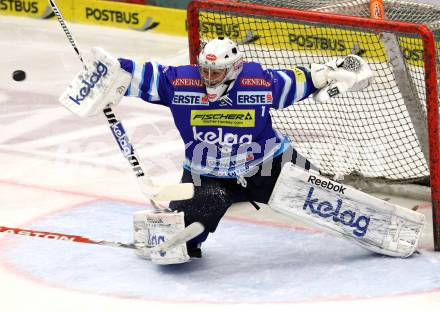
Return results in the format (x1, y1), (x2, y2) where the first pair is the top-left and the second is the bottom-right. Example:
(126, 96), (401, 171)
(48, 0), (194, 203)
(0, 223), (203, 254)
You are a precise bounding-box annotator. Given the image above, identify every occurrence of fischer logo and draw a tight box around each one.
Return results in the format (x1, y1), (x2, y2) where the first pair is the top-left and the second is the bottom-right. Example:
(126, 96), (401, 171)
(172, 78), (204, 87)
(237, 91), (273, 105)
(206, 54), (217, 61)
(190, 109), (255, 127)
(193, 127), (252, 152)
(303, 187), (370, 237)
(240, 77), (272, 87)
(68, 61), (108, 106)
(172, 92), (209, 105)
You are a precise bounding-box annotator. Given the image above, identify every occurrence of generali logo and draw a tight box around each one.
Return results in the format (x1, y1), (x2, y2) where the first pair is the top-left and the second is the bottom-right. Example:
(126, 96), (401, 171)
(171, 78), (204, 87)
(240, 77), (272, 87)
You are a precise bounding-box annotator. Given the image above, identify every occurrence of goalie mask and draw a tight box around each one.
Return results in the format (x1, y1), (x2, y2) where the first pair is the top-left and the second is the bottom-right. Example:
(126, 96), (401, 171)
(198, 37), (244, 102)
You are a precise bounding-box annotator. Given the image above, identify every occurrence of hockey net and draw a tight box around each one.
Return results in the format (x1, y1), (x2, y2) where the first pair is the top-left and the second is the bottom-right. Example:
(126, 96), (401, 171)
(187, 0), (440, 250)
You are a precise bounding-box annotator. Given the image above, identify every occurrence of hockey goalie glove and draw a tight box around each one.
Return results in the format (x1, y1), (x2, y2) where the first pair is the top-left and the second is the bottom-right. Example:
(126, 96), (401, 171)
(133, 210), (191, 265)
(311, 54), (374, 103)
(59, 47), (131, 117)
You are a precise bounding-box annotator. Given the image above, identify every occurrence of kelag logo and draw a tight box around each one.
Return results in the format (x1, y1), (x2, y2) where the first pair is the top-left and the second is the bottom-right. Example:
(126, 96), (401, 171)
(302, 185), (370, 238)
(192, 127), (253, 148)
(85, 7), (139, 25)
(0, 0), (38, 13)
(111, 121), (134, 158)
(68, 62), (108, 106)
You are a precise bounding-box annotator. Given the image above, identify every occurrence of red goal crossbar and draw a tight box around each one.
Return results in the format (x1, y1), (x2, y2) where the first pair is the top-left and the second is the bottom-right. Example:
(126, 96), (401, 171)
(187, 0), (440, 251)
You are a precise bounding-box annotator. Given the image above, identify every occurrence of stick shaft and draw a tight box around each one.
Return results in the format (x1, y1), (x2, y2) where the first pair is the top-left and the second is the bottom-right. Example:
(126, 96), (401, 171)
(49, 0), (86, 66)
(0, 223), (204, 252)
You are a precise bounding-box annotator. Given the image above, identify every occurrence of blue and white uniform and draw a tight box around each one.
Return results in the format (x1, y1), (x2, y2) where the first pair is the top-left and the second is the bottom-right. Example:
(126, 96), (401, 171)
(119, 59), (317, 178)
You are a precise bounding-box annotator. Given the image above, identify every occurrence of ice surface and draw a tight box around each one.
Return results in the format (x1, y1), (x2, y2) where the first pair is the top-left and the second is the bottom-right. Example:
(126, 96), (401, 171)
(0, 10), (439, 312)
(2, 201), (440, 303)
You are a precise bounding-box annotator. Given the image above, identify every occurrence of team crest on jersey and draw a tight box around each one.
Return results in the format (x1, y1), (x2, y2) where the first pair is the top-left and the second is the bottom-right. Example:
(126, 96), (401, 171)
(172, 92), (209, 106)
(240, 77), (272, 87)
(237, 91), (273, 105)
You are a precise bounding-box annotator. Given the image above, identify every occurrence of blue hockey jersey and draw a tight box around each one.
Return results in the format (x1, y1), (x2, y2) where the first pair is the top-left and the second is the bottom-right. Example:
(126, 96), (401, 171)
(118, 59), (317, 178)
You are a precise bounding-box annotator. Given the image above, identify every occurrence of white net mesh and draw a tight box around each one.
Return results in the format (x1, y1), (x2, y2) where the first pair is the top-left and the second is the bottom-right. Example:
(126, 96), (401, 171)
(191, 0), (439, 184)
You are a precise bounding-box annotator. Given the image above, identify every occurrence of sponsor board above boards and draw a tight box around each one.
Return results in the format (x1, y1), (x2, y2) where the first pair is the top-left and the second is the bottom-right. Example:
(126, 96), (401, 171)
(2, 0), (439, 67)
(198, 11), (440, 67)
(0, 0), (186, 35)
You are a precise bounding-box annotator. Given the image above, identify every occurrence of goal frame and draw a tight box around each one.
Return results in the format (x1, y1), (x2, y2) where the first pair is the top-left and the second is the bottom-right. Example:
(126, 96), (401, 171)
(187, 0), (440, 251)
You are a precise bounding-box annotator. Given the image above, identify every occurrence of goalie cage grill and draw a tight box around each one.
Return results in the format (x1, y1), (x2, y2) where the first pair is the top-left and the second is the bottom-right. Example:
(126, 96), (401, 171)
(187, 0), (440, 251)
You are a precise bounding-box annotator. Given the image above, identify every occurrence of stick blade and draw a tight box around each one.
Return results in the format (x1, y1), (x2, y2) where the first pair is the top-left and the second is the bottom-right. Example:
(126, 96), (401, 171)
(152, 183), (194, 201)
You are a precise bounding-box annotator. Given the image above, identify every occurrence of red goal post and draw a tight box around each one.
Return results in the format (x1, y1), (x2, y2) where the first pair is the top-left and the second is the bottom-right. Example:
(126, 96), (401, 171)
(187, 0), (440, 251)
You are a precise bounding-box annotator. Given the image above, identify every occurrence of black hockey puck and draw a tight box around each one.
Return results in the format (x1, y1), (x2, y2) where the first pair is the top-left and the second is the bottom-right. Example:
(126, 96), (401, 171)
(12, 70), (26, 81)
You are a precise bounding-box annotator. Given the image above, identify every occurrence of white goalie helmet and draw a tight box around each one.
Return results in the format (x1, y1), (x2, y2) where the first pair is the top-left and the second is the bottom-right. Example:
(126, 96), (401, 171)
(198, 37), (244, 102)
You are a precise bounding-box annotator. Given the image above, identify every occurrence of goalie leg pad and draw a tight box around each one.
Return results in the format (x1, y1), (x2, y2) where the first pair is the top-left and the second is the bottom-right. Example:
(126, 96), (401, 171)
(268, 163), (425, 258)
(133, 210), (190, 265)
